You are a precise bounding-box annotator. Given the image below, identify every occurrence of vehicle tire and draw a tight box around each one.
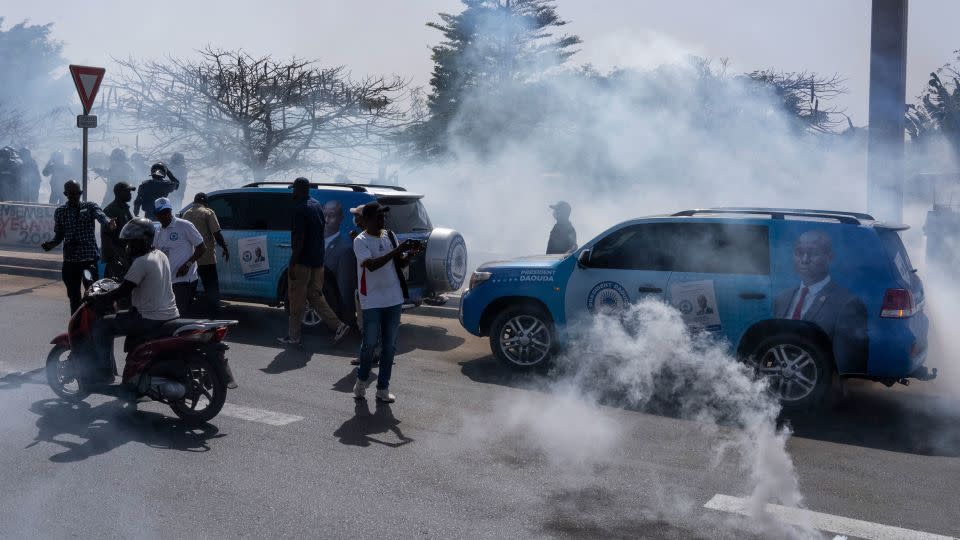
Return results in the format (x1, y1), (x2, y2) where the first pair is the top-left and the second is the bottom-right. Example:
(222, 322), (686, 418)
(746, 332), (835, 413)
(423, 229), (467, 294)
(489, 305), (555, 370)
(170, 356), (227, 425)
(45, 345), (89, 402)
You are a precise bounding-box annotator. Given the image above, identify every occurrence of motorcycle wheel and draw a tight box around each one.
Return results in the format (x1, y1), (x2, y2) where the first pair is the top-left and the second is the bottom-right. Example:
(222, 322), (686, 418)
(170, 356), (226, 425)
(45, 345), (89, 402)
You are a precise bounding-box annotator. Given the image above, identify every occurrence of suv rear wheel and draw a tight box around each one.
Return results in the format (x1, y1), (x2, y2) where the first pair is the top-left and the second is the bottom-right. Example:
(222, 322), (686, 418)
(490, 305), (555, 370)
(747, 333), (834, 412)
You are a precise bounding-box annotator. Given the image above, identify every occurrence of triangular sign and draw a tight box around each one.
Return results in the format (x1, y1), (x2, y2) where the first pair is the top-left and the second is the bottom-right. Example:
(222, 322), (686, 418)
(69, 64), (106, 114)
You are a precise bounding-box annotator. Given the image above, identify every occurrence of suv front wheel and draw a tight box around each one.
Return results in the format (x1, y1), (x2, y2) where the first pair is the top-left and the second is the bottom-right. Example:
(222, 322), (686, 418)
(490, 305), (555, 370)
(747, 332), (835, 412)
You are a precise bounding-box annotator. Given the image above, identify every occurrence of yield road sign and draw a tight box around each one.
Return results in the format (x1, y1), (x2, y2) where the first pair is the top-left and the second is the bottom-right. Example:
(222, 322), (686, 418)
(68, 65), (106, 114)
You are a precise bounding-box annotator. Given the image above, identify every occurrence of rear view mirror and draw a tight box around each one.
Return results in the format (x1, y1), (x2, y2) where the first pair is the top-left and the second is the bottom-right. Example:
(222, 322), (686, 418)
(82, 269), (94, 282)
(577, 249), (592, 268)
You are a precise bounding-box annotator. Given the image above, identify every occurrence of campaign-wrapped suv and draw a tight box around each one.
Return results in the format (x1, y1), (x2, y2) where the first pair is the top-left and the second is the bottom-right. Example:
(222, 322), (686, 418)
(182, 182), (467, 327)
(460, 208), (933, 411)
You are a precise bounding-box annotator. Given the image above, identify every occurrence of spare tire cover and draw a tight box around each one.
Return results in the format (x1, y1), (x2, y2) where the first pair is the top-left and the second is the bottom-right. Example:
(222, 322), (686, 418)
(424, 228), (467, 293)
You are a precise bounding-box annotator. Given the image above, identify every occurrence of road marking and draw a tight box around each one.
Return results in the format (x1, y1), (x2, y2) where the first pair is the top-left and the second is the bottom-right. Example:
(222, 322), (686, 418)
(219, 403), (304, 426)
(704, 494), (956, 540)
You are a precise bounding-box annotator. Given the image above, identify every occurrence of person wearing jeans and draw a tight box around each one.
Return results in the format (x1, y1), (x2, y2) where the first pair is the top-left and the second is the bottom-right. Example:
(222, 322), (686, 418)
(277, 177), (350, 347)
(352, 202), (423, 403)
(41, 180), (116, 315)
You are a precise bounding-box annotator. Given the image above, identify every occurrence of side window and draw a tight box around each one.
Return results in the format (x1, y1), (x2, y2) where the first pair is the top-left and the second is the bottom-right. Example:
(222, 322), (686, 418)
(590, 224), (674, 271)
(669, 223), (770, 275)
(243, 193), (292, 230)
(207, 194), (242, 230)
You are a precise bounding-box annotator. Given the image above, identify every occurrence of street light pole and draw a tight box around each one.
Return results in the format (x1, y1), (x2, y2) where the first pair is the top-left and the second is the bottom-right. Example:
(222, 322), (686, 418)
(867, 0), (909, 222)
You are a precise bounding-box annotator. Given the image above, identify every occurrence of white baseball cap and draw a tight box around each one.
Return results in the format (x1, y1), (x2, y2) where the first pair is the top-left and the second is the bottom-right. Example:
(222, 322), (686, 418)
(154, 197), (173, 213)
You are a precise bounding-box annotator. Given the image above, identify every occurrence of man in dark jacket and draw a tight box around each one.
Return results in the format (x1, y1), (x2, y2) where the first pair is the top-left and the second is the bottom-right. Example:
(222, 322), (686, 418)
(546, 201), (577, 254)
(134, 162), (180, 220)
(0, 146), (22, 202)
(321, 199), (358, 328)
(94, 148), (135, 206)
(43, 151), (71, 205)
(102, 182), (136, 278)
(18, 147), (42, 202)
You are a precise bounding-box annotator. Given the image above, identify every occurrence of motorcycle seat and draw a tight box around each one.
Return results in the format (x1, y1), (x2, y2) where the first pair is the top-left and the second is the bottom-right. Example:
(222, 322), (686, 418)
(123, 319), (212, 351)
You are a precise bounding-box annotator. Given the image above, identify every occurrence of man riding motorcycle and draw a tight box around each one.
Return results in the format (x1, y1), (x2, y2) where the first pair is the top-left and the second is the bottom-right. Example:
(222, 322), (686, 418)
(91, 217), (180, 383)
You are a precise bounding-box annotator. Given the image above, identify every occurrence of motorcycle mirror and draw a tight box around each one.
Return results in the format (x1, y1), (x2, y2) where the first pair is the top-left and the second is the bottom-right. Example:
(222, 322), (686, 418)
(82, 269), (94, 282)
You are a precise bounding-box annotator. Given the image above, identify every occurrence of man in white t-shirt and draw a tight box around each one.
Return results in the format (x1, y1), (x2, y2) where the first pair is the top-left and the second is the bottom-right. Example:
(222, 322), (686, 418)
(352, 202), (423, 403)
(153, 197), (205, 316)
(91, 218), (180, 382)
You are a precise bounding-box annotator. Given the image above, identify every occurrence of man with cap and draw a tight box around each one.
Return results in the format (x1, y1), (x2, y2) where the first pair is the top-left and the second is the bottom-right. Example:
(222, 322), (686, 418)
(41, 180), (117, 314)
(352, 201), (424, 403)
(182, 192), (230, 319)
(153, 197), (205, 315)
(277, 177), (350, 347)
(134, 162), (180, 220)
(547, 201), (577, 255)
(102, 181), (137, 279)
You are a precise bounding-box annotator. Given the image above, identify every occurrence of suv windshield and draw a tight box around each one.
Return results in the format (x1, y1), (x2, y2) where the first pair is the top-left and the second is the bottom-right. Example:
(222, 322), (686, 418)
(379, 197), (432, 233)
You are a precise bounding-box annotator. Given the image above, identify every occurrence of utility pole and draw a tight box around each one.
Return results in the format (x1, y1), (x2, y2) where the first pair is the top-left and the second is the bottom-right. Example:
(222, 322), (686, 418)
(867, 0), (908, 222)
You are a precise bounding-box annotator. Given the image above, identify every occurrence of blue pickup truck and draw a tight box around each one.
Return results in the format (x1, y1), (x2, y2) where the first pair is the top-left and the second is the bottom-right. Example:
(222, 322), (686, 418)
(181, 182), (468, 327)
(459, 208), (933, 410)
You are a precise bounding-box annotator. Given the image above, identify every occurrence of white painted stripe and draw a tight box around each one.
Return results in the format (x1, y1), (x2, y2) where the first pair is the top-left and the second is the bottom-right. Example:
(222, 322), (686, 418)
(219, 403), (304, 426)
(704, 494), (956, 540)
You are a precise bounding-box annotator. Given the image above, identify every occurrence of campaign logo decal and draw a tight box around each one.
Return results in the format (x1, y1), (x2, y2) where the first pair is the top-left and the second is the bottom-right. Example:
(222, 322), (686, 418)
(587, 281), (629, 315)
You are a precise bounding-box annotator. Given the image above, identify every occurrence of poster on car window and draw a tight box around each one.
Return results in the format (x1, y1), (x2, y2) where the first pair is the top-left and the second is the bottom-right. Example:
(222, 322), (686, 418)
(238, 235), (269, 278)
(670, 280), (722, 330)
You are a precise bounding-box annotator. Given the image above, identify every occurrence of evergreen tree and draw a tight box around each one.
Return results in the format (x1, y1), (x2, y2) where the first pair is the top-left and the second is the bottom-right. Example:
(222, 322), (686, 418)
(415, 0), (581, 158)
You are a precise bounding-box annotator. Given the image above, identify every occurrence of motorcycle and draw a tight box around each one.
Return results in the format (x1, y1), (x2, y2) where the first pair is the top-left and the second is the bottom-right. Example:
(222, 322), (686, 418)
(45, 271), (238, 425)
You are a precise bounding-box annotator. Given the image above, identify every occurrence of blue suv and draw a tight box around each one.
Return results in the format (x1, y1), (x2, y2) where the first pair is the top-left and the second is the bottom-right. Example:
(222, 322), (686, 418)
(180, 182), (467, 328)
(460, 208), (932, 410)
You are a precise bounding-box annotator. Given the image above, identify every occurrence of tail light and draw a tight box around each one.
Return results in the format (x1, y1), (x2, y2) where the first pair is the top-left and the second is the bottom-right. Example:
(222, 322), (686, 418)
(178, 329), (214, 342)
(881, 288), (917, 318)
(213, 326), (228, 342)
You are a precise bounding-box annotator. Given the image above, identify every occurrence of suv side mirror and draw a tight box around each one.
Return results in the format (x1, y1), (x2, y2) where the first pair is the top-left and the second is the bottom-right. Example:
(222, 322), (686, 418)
(577, 249), (592, 268)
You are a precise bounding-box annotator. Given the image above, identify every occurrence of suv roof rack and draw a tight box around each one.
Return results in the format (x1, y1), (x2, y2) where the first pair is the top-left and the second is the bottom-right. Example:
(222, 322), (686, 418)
(672, 208), (867, 225)
(242, 181), (407, 192)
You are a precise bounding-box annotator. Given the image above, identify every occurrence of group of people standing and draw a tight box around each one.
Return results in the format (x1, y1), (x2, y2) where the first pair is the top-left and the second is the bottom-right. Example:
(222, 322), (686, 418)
(278, 177), (424, 404)
(0, 145), (187, 208)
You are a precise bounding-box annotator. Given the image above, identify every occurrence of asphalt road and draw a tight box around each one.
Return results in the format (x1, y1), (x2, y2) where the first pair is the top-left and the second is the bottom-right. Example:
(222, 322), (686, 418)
(0, 274), (957, 539)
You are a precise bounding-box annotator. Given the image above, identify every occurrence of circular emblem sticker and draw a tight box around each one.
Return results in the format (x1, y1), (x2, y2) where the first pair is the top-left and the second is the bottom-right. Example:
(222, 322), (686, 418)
(169, 232), (179, 241)
(242, 250), (253, 262)
(677, 299), (693, 315)
(587, 281), (630, 315)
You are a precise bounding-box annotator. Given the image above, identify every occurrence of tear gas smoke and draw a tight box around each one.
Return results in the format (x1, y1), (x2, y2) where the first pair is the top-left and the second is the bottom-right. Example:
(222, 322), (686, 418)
(465, 300), (820, 538)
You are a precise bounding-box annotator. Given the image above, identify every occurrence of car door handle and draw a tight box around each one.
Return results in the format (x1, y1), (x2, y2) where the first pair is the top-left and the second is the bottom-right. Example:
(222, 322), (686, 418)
(739, 292), (766, 300)
(638, 286), (663, 293)
(278, 243), (291, 248)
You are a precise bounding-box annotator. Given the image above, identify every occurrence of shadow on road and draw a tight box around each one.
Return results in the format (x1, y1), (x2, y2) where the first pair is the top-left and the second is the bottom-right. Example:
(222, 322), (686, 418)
(0, 369), (45, 391)
(333, 400), (413, 448)
(459, 356), (960, 458)
(26, 398), (225, 463)
(220, 303), (465, 367)
(788, 381), (960, 457)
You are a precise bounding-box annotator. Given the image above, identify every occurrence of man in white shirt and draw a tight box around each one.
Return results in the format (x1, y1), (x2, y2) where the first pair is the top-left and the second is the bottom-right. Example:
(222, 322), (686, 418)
(91, 218), (180, 382)
(153, 197), (205, 316)
(352, 202), (423, 403)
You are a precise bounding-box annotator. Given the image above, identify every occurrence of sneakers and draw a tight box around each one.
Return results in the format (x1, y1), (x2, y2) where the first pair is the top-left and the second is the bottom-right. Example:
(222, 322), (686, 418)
(276, 336), (302, 347)
(353, 374), (376, 399)
(375, 389), (396, 403)
(332, 322), (351, 344)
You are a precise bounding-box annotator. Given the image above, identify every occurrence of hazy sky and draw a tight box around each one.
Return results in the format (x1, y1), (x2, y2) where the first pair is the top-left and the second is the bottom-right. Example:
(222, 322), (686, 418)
(5, 0), (960, 122)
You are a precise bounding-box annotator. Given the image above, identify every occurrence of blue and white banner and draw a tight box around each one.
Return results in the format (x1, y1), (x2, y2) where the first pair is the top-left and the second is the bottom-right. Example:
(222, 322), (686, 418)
(238, 235), (269, 278)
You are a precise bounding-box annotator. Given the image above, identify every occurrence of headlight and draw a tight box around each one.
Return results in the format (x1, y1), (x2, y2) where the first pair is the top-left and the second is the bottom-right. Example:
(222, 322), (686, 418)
(469, 271), (492, 290)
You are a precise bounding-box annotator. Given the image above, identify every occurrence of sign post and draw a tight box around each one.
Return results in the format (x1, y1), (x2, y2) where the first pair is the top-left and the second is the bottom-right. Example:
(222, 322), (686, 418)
(68, 65), (106, 202)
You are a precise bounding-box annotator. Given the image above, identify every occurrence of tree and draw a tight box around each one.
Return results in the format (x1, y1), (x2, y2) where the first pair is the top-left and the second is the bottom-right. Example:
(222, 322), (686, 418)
(112, 47), (410, 181)
(907, 60), (960, 160)
(413, 0), (581, 158)
(745, 69), (851, 135)
(0, 18), (71, 144)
